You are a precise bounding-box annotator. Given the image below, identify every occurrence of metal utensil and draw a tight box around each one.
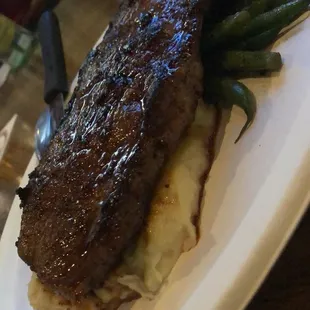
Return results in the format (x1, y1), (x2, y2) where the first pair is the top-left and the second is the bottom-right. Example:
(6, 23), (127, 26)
(35, 10), (68, 160)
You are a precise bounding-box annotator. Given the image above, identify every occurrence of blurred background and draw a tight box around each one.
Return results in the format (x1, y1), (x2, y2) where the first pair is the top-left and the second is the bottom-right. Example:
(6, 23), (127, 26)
(0, 0), (118, 235)
(0, 0), (118, 129)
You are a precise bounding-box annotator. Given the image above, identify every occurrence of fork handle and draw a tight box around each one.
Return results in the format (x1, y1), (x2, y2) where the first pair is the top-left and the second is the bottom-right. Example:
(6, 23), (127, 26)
(38, 11), (68, 104)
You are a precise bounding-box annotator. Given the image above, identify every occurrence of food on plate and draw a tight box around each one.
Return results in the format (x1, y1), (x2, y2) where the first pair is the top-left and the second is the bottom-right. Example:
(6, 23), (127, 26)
(16, 0), (309, 309)
(17, 0), (210, 307)
(28, 103), (220, 310)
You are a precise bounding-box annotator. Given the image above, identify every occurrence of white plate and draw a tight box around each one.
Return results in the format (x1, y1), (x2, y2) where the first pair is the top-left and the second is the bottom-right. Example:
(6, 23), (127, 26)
(1, 16), (310, 310)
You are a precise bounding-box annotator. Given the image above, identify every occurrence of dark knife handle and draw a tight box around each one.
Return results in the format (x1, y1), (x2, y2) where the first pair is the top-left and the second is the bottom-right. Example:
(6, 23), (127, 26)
(38, 11), (68, 104)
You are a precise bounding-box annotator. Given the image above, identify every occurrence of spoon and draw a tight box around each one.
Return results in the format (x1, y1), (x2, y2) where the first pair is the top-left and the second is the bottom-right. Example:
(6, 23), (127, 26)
(35, 10), (68, 160)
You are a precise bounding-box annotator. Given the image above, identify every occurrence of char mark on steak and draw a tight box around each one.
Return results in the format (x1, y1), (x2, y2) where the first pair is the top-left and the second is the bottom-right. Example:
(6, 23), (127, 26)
(17, 0), (208, 299)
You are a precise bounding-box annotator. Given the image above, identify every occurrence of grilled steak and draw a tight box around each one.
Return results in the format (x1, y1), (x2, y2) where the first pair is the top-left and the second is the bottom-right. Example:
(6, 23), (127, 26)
(17, 0), (208, 299)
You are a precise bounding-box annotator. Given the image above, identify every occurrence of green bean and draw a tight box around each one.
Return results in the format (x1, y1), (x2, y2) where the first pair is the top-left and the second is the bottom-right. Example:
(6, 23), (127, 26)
(245, 0), (309, 36)
(267, 0), (296, 9)
(203, 0), (307, 51)
(235, 0), (302, 13)
(246, 0), (269, 17)
(219, 51), (283, 71)
(206, 78), (257, 143)
(235, 0), (257, 11)
(235, 27), (281, 50)
(231, 81), (257, 143)
(205, 10), (251, 48)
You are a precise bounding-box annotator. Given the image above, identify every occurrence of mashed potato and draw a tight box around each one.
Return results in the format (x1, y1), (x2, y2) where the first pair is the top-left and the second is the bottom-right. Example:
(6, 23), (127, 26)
(28, 103), (218, 310)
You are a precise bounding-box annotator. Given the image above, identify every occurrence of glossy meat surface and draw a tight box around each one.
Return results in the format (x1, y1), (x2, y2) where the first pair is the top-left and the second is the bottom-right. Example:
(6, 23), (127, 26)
(17, 0), (207, 299)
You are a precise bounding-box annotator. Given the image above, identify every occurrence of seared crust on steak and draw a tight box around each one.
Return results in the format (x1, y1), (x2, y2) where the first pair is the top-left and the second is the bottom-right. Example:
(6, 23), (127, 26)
(17, 0), (208, 299)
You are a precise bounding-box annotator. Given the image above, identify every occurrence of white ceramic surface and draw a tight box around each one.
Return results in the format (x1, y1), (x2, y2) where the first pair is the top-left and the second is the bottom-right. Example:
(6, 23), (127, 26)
(1, 15), (310, 310)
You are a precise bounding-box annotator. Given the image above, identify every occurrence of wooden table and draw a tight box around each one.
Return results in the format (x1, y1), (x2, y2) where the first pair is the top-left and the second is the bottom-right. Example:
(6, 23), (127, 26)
(247, 206), (310, 310)
(0, 1), (309, 308)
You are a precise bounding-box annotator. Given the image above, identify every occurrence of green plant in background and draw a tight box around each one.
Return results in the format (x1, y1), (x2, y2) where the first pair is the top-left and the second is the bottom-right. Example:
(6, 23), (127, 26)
(0, 14), (36, 72)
